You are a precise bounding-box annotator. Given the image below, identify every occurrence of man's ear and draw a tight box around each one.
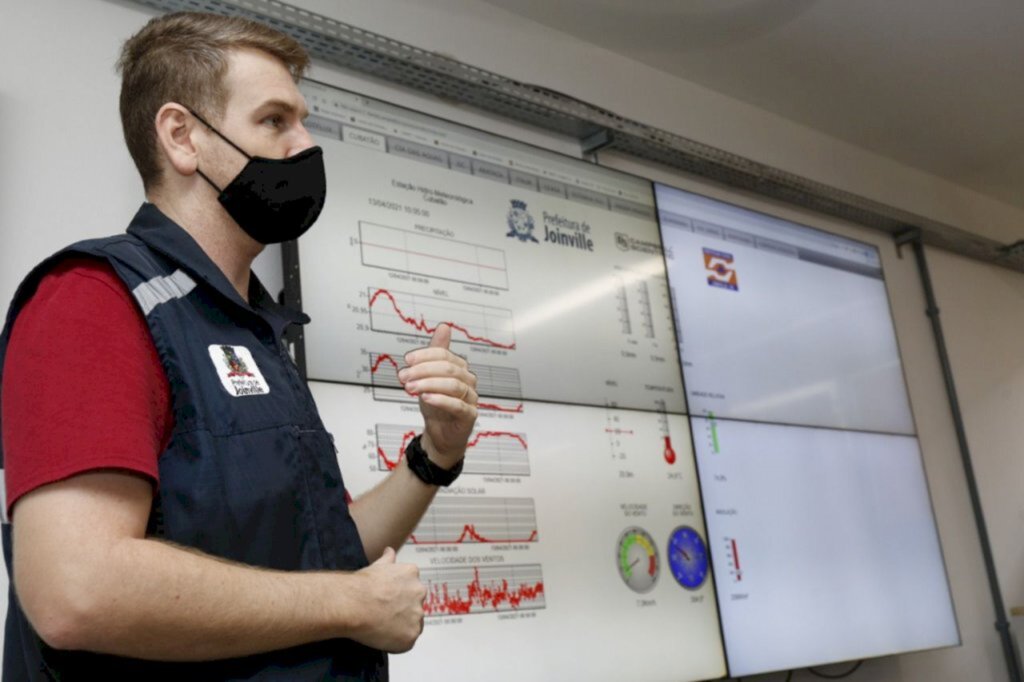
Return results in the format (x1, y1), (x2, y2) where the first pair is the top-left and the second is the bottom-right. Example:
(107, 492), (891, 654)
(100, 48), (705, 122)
(154, 103), (199, 178)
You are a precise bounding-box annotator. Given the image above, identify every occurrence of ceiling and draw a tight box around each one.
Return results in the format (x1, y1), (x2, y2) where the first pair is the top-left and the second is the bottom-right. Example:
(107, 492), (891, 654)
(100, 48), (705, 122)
(479, 0), (1024, 210)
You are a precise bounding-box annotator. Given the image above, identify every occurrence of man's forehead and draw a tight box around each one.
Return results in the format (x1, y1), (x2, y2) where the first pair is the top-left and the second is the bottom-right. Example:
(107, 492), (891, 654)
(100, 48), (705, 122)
(222, 48), (307, 115)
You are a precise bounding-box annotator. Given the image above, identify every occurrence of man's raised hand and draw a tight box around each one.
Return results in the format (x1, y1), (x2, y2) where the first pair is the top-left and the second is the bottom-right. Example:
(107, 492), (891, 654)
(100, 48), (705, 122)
(397, 323), (477, 469)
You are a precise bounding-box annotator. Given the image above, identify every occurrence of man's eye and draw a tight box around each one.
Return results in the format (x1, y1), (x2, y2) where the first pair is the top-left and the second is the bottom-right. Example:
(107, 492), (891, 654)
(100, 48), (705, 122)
(264, 115), (284, 128)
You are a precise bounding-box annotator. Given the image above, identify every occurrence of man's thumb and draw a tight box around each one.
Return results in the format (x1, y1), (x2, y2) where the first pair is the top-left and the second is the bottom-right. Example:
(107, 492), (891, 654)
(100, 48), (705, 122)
(429, 322), (452, 349)
(373, 547), (397, 564)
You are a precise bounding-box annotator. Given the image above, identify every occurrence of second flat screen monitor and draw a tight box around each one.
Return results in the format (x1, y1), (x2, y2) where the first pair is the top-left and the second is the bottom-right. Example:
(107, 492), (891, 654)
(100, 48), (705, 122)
(691, 417), (959, 676)
(658, 183), (959, 676)
(656, 184), (914, 434)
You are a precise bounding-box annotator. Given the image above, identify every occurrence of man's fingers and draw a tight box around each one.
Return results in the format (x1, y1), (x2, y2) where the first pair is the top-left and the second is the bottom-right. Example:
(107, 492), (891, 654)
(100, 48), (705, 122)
(404, 376), (478, 403)
(419, 391), (479, 419)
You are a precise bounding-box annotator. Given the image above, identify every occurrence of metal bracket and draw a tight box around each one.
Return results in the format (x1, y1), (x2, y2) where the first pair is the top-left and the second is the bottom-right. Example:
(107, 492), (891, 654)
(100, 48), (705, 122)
(893, 227), (921, 259)
(581, 129), (613, 156)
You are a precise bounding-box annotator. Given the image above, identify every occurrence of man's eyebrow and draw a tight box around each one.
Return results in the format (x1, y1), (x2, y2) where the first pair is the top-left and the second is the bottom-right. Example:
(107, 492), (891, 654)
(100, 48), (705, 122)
(256, 99), (310, 119)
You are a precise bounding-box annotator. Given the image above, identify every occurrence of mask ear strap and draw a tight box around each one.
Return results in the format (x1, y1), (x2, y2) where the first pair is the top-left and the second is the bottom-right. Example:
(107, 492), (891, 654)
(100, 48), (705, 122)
(194, 167), (223, 194)
(185, 106), (252, 160)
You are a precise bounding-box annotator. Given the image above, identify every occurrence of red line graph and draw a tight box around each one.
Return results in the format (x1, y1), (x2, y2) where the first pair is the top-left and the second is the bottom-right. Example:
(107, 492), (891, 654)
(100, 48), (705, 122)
(422, 565), (546, 616)
(479, 401), (524, 413)
(376, 430), (528, 471)
(368, 352), (524, 413)
(368, 288), (516, 350)
(378, 430), (418, 471)
(469, 430), (527, 450)
(359, 221), (509, 290)
(370, 352), (401, 375)
(408, 496), (539, 545)
(410, 526), (539, 545)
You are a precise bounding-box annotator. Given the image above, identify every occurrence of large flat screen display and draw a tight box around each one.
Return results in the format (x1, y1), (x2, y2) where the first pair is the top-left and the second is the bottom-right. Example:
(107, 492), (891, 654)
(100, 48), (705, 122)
(298, 81), (684, 414)
(657, 184), (959, 676)
(656, 185), (913, 434)
(691, 417), (959, 675)
(292, 82), (725, 681)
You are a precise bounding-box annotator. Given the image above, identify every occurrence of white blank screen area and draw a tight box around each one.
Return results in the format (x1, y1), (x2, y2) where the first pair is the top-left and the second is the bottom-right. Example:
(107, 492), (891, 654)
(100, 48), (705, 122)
(657, 184), (915, 434)
(692, 417), (959, 676)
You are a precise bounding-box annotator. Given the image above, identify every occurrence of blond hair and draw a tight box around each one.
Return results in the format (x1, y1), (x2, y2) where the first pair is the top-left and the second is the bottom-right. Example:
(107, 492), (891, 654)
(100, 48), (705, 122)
(116, 12), (309, 190)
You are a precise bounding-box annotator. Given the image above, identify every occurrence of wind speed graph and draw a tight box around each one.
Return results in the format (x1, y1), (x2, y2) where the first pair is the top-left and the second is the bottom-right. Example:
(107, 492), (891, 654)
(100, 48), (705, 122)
(421, 564), (546, 616)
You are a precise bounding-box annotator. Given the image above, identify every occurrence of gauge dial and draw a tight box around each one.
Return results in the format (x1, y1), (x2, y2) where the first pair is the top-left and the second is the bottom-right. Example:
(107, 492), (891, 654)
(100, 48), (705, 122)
(668, 525), (709, 590)
(617, 526), (659, 593)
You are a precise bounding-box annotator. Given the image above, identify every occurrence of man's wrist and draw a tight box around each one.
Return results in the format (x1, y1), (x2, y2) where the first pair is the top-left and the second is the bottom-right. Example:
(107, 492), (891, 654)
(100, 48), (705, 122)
(419, 432), (464, 469)
(405, 434), (463, 487)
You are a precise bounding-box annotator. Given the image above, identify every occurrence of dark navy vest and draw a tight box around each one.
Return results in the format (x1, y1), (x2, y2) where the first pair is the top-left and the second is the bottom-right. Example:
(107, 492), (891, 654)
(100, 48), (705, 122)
(0, 204), (387, 680)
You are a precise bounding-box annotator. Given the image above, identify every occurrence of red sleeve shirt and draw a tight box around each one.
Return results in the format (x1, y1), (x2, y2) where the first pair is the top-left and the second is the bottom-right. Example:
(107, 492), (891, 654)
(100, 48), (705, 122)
(1, 258), (172, 517)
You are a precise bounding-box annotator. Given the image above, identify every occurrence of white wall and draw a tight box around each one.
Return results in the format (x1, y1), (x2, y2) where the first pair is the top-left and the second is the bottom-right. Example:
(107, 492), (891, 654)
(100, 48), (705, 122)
(1, 0), (1022, 680)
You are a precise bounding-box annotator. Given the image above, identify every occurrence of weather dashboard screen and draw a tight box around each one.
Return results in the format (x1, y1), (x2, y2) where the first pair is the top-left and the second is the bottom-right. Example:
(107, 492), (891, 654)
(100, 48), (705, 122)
(299, 82), (682, 414)
(293, 81), (725, 682)
(657, 184), (959, 676)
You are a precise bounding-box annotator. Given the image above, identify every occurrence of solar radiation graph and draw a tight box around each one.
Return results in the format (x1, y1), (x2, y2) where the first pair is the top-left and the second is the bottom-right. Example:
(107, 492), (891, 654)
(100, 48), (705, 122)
(375, 424), (531, 476)
(409, 497), (539, 545)
(296, 80), (686, 412)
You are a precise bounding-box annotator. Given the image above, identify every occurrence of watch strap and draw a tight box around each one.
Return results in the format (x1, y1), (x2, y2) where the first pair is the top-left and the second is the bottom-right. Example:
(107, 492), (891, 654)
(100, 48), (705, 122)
(404, 434), (463, 487)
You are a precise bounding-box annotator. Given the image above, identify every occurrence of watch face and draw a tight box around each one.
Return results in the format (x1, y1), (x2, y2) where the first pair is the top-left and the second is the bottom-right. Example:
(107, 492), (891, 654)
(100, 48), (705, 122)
(667, 525), (709, 590)
(617, 526), (660, 593)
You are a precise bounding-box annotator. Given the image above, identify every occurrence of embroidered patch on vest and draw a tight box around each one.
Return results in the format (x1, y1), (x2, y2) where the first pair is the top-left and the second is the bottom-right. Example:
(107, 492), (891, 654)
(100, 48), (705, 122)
(208, 344), (270, 397)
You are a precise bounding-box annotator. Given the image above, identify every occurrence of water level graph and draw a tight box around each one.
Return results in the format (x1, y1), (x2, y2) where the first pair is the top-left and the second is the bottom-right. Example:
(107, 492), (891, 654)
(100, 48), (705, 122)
(421, 564), (546, 616)
(409, 497), (538, 545)
(368, 352), (525, 413)
(375, 424), (531, 476)
(360, 221), (509, 289)
(368, 288), (516, 349)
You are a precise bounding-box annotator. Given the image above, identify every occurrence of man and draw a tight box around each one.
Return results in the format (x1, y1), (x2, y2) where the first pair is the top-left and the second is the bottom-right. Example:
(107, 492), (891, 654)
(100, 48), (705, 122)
(0, 11), (477, 680)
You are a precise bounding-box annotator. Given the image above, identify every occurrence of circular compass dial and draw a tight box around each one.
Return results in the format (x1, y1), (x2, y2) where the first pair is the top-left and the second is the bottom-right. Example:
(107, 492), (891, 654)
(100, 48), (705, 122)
(667, 525), (709, 590)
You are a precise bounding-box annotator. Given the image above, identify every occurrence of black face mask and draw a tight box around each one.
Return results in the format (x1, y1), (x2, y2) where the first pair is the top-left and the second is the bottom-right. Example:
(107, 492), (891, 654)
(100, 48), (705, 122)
(189, 108), (326, 245)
